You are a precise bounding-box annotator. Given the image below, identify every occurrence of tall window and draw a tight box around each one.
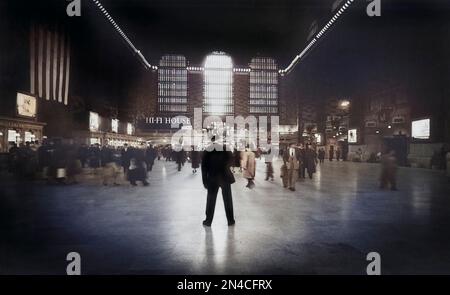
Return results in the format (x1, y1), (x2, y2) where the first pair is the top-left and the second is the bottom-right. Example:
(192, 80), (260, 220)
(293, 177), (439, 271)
(249, 57), (278, 114)
(203, 52), (233, 115)
(158, 55), (188, 113)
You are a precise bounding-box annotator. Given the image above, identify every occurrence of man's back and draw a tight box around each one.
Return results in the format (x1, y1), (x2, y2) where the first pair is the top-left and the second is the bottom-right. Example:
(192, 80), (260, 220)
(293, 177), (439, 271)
(201, 145), (234, 185)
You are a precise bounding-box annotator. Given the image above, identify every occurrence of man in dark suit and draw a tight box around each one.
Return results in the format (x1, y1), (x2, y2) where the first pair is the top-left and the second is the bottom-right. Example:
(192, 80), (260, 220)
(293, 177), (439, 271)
(201, 137), (235, 226)
(121, 144), (132, 176)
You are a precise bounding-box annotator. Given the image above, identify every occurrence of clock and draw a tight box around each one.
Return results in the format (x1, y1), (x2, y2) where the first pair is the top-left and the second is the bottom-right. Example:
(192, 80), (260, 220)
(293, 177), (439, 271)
(17, 93), (37, 118)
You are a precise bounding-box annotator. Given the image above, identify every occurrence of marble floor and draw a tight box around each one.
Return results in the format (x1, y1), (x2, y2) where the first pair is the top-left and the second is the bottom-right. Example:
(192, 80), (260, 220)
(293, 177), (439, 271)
(0, 159), (449, 274)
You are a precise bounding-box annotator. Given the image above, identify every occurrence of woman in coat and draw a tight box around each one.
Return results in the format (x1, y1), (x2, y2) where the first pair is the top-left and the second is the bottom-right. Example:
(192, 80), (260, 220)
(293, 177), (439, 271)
(241, 147), (256, 189)
(304, 146), (317, 179)
(191, 147), (200, 173)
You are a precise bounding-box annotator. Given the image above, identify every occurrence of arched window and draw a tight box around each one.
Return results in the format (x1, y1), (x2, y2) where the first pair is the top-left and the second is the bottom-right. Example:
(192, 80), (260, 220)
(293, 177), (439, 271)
(203, 52), (233, 115)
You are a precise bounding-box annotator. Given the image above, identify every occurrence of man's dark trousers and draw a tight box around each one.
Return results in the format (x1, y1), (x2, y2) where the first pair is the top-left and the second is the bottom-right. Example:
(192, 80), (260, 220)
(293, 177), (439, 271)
(205, 182), (234, 223)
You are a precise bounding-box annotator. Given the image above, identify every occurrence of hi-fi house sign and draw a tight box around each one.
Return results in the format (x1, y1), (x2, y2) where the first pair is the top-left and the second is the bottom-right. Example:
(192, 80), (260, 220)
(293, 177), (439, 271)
(138, 116), (192, 130)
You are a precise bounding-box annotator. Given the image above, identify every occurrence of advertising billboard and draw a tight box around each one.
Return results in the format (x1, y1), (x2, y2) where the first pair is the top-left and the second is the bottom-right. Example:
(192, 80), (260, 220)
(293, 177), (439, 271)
(348, 128), (357, 143)
(411, 118), (430, 140)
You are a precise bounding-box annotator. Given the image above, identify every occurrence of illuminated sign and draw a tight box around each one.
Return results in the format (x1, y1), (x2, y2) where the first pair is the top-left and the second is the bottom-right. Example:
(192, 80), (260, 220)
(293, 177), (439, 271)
(89, 112), (99, 132)
(411, 118), (430, 140)
(314, 133), (322, 144)
(278, 125), (298, 134)
(17, 93), (37, 118)
(111, 119), (119, 133)
(138, 116), (191, 130)
(8, 130), (18, 142)
(348, 128), (357, 143)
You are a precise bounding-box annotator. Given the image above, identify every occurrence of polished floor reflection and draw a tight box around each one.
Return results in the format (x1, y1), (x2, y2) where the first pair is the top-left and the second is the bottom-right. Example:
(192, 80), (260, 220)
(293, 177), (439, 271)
(1, 159), (449, 274)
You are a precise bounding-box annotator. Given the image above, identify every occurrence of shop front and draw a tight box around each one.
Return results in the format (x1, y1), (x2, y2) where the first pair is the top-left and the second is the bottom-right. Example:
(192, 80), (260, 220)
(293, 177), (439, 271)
(72, 112), (143, 147)
(0, 116), (46, 153)
(72, 130), (143, 147)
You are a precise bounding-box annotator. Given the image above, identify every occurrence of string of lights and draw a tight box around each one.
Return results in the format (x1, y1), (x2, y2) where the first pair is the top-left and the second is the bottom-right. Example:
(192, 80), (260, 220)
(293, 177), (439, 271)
(279, 0), (356, 76)
(91, 0), (355, 74)
(91, 0), (158, 71)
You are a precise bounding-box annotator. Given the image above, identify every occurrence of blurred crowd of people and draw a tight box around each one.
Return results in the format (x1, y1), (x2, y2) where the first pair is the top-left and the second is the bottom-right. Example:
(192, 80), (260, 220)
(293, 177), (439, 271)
(6, 140), (176, 186)
(5, 139), (422, 192)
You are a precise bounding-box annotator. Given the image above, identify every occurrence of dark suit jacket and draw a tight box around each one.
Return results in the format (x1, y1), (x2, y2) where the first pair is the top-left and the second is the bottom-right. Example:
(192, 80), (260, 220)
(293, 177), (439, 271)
(121, 148), (132, 167)
(201, 144), (235, 187)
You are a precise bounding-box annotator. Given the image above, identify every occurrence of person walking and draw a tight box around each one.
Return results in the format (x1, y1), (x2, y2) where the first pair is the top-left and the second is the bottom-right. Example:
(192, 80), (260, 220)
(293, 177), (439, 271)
(175, 149), (185, 172)
(66, 145), (82, 185)
(329, 145), (334, 162)
(8, 142), (19, 175)
(128, 147), (149, 186)
(336, 148), (341, 161)
(299, 144), (306, 179)
(280, 159), (288, 188)
(201, 136), (235, 226)
(191, 147), (201, 173)
(232, 148), (241, 173)
(88, 144), (101, 171)
(145, 144), (156, 172)
(356, 148), (363, 162)
(380, 150), (398, 190)
(77, 144), (89, 168)
(241, 146), (256, 189)
(342, 144), (349, 161)
(37, 140), (52, 179)
(304, 145), (317, 179)
(264, 148), (274, 181)
(284, 144), (300, 191)
(157, 146), (162, 161)
(121, 144), (132, 179)
(318, 148), (325, 164)
(101, 145), (120, 186)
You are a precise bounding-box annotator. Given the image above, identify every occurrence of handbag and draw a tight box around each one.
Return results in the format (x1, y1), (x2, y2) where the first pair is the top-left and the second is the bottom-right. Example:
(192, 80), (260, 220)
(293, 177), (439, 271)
(225, 168), (236, 184)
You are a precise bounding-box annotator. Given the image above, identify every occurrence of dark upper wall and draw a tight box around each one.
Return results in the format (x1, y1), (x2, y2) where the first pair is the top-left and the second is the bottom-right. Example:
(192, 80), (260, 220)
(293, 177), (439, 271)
(0, 1), (30, 117)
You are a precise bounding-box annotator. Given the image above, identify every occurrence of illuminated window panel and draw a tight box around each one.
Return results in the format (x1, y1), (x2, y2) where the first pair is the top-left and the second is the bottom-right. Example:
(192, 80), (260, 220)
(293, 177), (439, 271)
(203, 52), (233, 115)
(249, 57), (279, 114)
(158, 55), (188, 113)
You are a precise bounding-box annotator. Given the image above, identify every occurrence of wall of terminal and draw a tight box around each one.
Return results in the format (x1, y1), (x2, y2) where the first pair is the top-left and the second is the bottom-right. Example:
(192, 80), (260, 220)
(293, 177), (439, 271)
(127, 54), (291, 135)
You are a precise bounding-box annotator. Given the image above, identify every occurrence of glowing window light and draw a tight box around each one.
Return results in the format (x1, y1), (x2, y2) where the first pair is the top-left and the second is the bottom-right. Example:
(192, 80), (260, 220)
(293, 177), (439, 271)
(340, 100), (350, 107)
(111, 119), (119, 133)
(127, 123), (133, 135)
(89, 112), (99, 132)
(203, 52), (233, 114)
(249, 57), (279, 114)
(158, 55), (188, 113)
